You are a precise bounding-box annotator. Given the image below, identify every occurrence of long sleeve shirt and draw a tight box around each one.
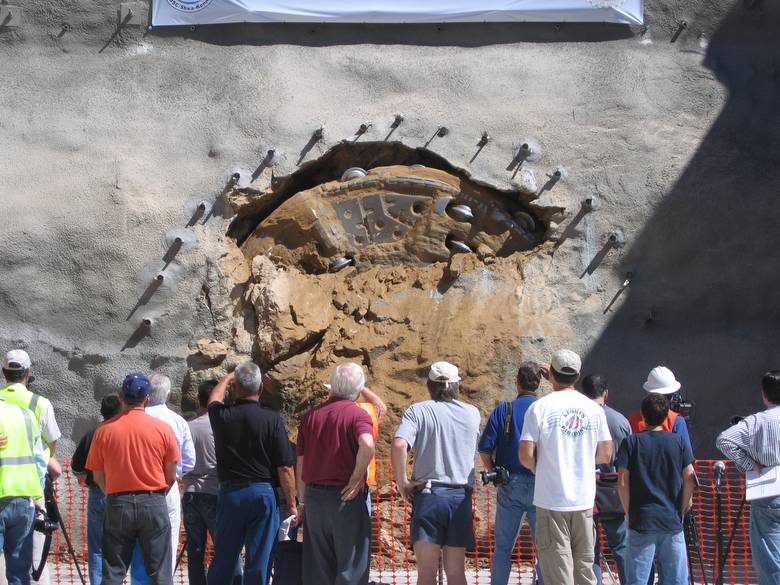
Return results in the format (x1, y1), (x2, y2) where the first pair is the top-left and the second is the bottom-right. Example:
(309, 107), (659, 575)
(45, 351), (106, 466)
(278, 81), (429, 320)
(145, 404), (196, 478)
(716, 404), (780, 472)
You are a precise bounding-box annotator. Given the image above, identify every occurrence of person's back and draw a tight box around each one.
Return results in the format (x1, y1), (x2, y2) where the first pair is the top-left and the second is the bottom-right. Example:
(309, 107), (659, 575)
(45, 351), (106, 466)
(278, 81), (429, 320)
(297, 397), (373, 486)
(618, 432), (691, 532)
(184, 414), (218, 494)
(297, 363), (375, 585)
(716, 370), (780, 585)
(479, 361), (542, 585)
(86, 373), (180, 585)
(402, 399), (480, 485)
(604, 405), (631, 463)
(616, 394), (695, 585)
(91, 409), (180, 493)
(525, 389), (608, 510)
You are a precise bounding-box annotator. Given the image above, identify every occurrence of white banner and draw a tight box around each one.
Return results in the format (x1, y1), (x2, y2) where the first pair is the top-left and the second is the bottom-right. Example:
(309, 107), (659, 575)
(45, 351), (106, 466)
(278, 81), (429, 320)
(152, 0), (643, 27)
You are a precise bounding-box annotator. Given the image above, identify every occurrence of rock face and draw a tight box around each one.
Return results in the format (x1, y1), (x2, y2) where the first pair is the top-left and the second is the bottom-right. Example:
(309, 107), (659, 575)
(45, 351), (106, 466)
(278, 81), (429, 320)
(191, 152), (574, 449)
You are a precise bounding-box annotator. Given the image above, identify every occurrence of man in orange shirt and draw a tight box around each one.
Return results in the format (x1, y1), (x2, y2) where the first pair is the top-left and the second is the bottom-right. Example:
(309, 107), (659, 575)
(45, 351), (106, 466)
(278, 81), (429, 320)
(86, 373), (181, 585)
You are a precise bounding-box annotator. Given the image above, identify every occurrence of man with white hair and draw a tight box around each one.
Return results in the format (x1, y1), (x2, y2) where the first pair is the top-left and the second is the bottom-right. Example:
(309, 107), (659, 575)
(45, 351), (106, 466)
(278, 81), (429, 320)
(391, 361), (481, 585)
(296, 362), (376, 585)
(130, 374), (195, 584)
(208, 363), (296, 585)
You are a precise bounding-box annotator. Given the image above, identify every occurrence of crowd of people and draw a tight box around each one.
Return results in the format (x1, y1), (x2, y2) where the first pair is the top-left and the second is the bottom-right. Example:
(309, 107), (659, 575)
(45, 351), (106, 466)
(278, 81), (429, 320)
(0, 347), (778, 585)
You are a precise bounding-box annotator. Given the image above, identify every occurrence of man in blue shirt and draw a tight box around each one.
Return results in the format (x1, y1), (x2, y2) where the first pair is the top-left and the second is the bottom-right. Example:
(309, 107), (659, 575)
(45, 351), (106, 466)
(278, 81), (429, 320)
(479, 362), (543, 585)
(616, 394), (696, 585)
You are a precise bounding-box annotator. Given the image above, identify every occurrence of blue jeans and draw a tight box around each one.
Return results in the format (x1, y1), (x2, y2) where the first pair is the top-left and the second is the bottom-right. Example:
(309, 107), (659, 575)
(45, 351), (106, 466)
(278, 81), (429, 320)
(208, 482), (279, 585)
(594, 516), (627, 585)
(0, 497), (34, 585)
(626, 529), (687, 585)
(88, 486), (107, 585)
(183, 492), (242, 585)
(491, 475), (543, 585)
(750, 495), (780, 585)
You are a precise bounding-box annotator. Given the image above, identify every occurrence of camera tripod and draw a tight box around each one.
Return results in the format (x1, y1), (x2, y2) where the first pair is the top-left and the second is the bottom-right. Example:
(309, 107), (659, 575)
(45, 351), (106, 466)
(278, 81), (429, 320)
(32, 476), (87, 585)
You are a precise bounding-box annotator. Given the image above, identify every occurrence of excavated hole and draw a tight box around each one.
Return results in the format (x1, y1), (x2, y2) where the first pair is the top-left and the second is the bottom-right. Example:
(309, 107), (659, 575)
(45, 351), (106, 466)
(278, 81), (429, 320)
(203, 142), (562, 444)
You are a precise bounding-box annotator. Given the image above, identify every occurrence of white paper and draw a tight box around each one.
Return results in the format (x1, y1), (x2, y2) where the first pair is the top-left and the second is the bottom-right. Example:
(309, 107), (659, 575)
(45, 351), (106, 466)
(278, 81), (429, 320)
(746, 465), (780, 501)
(278, 514), (297, 542)
(152, 0), (644, 27)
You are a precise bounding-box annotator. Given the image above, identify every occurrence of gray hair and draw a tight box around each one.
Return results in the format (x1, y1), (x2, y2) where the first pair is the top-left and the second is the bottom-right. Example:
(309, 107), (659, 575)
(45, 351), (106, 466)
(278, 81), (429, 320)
(148, 374), (171, 406)
(427, 379), (459, 401)
(329, 363), (365, 400)
(234, 362), (263, 396)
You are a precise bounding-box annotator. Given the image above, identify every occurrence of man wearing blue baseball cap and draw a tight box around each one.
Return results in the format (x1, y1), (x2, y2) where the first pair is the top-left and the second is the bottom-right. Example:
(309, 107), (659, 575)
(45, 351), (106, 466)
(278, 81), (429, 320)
(86, 373), (181, 585)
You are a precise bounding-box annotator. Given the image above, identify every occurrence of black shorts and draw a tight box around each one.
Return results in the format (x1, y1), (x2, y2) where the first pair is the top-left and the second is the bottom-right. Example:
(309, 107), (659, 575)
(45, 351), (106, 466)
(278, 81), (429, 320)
(410, 487), (475, 548)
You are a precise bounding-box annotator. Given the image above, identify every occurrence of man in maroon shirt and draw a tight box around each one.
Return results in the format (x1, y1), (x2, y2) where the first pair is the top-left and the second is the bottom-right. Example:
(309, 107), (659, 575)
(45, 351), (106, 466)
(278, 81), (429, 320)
(296, 362), (376, 585)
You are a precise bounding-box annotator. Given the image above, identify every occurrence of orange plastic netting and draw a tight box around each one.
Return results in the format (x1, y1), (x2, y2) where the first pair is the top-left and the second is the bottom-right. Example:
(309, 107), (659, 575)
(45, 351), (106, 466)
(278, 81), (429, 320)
(48, 459), (755, 584)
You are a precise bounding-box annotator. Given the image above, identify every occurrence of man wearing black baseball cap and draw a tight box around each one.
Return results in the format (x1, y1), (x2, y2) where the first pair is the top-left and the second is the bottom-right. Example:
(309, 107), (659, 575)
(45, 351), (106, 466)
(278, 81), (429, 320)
(86, 373), (181, 585)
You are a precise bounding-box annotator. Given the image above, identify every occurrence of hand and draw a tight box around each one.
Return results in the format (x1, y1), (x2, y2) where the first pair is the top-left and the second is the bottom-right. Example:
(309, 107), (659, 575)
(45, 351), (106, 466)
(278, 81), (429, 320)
(753, 463), (765, 474)
(34, 499), (46, 515)
(0, 433), (7, 450)
(398, 478), (424, 503)
(341, 475), (366, 501)
(47, 457), (62, 481)
(361, 387), (388, 423)
(538, 362), (551, 380)
(291, 504), (304, 526)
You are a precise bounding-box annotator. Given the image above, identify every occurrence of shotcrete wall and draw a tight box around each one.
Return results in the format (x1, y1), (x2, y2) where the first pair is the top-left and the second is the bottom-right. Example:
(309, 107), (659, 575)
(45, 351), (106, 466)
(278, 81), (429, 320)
(1, 0), (778, 457)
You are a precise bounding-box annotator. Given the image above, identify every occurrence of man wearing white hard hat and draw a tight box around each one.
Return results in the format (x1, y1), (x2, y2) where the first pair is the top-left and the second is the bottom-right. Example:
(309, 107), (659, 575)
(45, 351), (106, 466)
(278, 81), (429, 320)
(627, 366), (692, 452)
(519, 349), (613, 585)
(392, 361), (481, 585)
(0, 349), (62, 585)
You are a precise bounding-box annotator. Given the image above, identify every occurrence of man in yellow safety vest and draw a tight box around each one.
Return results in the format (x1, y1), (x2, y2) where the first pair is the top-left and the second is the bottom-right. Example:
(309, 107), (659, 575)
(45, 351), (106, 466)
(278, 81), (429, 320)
(0, 394), (45, 585)
(1, 349), (62, 585)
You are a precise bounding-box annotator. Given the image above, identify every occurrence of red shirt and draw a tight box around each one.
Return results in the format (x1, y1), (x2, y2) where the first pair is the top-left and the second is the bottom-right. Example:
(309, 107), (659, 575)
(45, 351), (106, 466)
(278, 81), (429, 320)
(296, 397), (374, 486)
(86, 409), (180, 494)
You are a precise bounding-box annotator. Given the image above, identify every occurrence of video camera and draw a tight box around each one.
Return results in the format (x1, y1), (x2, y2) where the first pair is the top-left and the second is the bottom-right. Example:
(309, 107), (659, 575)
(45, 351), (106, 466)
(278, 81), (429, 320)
(480, 466), (510, 487)
(33, 513), (58, 536)
(670, 392), (695, 423)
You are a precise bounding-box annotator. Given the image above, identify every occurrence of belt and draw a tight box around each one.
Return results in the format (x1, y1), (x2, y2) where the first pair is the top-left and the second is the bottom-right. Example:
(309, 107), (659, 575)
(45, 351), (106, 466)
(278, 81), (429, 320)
(110, 489), (166, 496)
(418, 482), (470, 490)
(219, 479), (271, 489)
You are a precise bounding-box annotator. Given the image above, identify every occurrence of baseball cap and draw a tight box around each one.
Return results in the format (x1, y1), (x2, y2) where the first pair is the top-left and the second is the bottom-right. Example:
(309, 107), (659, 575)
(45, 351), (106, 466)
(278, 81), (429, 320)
(643, 366), (681, 395)
(428, 361), (461, 383)
(3, 350), (31, 371)
(122, 373), (152, 401)
(551, 349), (582, 376)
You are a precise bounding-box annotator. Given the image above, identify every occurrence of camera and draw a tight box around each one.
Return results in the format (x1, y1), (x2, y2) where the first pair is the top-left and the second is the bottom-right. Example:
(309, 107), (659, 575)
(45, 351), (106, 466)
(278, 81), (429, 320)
(670, 393), (695, 423)
(33, 514), (58, 536)
(480, 466), (510, 486)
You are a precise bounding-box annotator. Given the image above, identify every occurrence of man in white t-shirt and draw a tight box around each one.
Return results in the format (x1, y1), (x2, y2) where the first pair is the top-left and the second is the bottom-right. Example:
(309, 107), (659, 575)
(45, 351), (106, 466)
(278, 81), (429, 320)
(519, 349), (612, 585)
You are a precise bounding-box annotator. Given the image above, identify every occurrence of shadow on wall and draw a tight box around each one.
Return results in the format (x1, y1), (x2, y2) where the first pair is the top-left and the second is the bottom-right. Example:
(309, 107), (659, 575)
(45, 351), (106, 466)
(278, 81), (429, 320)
(148, 21), (635, 48)
(583, 1), (780, 458)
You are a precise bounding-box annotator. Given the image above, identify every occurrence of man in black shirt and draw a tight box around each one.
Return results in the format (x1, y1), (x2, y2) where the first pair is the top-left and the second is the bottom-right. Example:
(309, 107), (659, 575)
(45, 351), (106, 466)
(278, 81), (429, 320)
(207, 362), (296, 585)
(71, 394), (123, 585)
(616, 394), (695, 585)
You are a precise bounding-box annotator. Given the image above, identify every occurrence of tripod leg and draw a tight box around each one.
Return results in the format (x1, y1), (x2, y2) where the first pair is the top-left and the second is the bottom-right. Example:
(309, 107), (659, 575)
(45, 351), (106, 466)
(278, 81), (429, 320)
(175, 536), (187, 574)
(50, 498), (88, 585)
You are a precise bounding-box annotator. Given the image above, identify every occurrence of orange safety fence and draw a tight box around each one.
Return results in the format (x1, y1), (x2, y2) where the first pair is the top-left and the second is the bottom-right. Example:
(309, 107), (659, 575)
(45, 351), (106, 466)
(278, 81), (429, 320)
(47, 459), (756, 584)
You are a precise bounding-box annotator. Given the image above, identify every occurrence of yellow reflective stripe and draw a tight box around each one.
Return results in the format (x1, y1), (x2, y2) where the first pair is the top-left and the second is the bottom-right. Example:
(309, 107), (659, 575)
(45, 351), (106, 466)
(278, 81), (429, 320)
(0, 456), (37, 465)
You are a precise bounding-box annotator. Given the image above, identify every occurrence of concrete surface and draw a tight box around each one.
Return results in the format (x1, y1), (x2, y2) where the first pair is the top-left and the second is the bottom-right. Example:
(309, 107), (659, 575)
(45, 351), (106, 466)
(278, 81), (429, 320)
(1, 0), (778, 457)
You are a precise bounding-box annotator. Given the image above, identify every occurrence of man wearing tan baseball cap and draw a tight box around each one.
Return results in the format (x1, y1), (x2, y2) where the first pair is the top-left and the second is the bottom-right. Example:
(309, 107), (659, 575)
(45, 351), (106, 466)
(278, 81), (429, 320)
(519, 349), (613, 585)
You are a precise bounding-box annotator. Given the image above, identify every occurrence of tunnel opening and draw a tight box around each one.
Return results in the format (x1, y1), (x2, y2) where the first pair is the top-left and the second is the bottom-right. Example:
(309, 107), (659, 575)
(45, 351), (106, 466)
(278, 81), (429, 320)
(191, 141), (562, 445)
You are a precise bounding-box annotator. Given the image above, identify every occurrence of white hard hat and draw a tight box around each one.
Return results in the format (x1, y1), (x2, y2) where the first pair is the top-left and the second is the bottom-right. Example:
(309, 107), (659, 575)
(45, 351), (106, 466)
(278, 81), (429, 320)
(643, 366), (681, 395)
